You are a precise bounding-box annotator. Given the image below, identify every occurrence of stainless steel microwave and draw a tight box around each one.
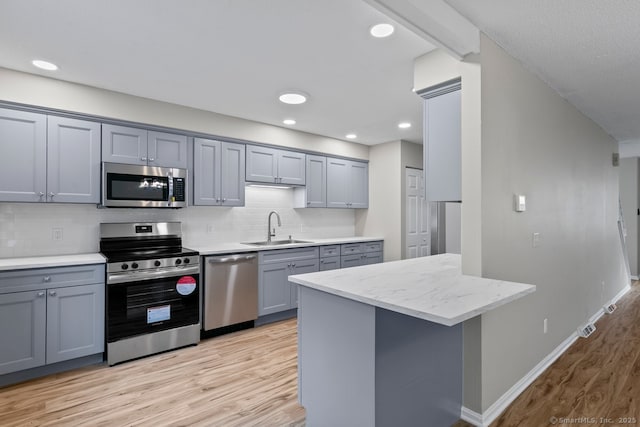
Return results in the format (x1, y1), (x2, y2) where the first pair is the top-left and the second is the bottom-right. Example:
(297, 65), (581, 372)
(102, 162), (187, 208)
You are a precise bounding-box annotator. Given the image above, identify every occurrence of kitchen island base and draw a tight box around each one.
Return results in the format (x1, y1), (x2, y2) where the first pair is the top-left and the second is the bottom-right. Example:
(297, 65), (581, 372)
(298, 286), (462, 426)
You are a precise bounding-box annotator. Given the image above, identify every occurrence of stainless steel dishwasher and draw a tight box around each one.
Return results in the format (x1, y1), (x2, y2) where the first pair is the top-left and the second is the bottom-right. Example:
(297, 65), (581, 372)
(203, 253), (258, 331)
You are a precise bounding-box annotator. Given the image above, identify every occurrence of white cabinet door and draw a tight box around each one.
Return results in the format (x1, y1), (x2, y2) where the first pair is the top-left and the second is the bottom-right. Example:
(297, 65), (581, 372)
(246, 145), (279, 183)
(148, 131), (188, 169)
(0, 290), (46, 375)
(102, 124), (147, 165)
(46, 284), (105, 364)
(278, 151), (306, 185)
(0, 108), (47, 202)
(47, 117), (101, 204)
(221, 142), (245, 206)
(193, 138), (222, 206)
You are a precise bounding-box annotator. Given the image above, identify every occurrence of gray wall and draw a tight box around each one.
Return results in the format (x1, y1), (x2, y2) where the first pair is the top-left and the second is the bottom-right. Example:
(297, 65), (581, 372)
(478, 34), (628, 411)
(619, 158), (639, 276)
(414, 35), (628, 414)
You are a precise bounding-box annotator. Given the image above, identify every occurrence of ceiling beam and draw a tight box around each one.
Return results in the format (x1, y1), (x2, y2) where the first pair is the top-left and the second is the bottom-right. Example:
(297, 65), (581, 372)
(363, 0), (479, 59)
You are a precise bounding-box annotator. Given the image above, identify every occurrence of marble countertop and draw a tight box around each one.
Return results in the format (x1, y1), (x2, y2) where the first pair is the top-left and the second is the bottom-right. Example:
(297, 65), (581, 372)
(289, 253), (536, 326)
(193, 236), (384, 256)
(0, 253), (106, 271)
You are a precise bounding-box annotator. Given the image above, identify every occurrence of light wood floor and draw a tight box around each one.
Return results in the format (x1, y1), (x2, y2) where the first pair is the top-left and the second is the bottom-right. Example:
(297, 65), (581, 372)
(3, 282), (639, 427)
(0, 319), (305, 427)
(455, 280), (640, 427)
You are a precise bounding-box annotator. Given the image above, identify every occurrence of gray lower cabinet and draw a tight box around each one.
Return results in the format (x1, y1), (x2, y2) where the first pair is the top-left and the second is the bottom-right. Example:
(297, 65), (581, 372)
(102, 124), (188, 169)
(0, 265), (105, 376)
(258, 247), (319, 316)
(0, 109), (100, 204)
(0, 290), (46, 374)
(340, 241), (384, 268)
(193, 138), (245, 206)
(246, 145), (306, 185)
(326, 157), (369, 208)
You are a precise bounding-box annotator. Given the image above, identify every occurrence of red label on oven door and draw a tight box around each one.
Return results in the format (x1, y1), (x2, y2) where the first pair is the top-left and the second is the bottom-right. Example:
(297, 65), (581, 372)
(176, 276), (197, 296)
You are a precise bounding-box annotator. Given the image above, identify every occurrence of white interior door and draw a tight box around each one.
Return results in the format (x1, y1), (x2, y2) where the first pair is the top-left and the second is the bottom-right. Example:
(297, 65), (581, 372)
(405, 168), (430, 258)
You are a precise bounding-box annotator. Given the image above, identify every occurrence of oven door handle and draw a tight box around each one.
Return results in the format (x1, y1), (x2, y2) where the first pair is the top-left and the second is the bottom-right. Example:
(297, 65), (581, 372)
(107, 265), (200, 285)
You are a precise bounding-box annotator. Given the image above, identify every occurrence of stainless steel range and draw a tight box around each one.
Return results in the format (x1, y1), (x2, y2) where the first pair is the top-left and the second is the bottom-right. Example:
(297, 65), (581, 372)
(100, 222), (200, 366)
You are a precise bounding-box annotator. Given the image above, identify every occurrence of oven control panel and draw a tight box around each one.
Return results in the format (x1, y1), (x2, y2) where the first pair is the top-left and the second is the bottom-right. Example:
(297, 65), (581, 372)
(107, 255), (200, 274)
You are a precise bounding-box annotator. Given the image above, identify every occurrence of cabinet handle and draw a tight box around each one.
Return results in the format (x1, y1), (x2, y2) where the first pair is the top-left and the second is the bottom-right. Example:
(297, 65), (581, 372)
(37, 291), (45, 298)
(48, 192), (55, 199)
(38, 192), (45, 199)
(292, 263), (296, 268)
(320, 260), (324, 263)
(149, 158), (155, 162)
(141, 157), (147, 161)
(216, 198), (221, 203)
(49, 290), (57, 297)
(222, 198), (226, 203)
(43, 276), (51, 282)
(307, 201), (311, 205)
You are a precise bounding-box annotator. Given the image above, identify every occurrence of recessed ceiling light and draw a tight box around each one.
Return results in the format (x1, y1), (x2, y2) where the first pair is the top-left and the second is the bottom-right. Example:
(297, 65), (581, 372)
(279, 92), (308, 105)
(398, 122), (412, 129)
(283, 119), (296, 125)
(370, 23), (394, 38)
(346, 133), (357, 139)
(32, 59), (58, 71)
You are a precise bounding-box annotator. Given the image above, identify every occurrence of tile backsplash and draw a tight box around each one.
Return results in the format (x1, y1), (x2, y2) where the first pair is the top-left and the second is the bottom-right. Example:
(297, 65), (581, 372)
(0, 187), (355, 258)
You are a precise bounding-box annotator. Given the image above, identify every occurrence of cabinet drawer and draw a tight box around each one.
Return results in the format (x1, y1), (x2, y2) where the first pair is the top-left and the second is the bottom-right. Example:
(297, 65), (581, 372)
(364, 241), (383, 253)
(0, 264), (105, 294)
(259, 247), (319, 264)
(319, 245), (340, 257)
(319, 256), (340, 271)
(340, 243), (364, 256)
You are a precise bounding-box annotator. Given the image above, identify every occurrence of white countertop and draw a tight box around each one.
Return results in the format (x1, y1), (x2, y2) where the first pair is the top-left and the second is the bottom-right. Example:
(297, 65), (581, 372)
(193, 236), (384, 256)
(289, 253), (536, 326)
(0, 253), (106, 271)
(0, 237), (382, 271)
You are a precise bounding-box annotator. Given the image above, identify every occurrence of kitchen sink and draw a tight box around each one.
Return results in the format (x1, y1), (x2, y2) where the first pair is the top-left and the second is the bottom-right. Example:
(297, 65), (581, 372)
(242, 239), (313, 246)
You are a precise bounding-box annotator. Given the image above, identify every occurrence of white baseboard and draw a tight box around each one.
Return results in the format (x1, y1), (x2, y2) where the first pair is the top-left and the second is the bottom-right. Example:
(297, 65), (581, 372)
(631, 275), (638, 280)
(460, 283), (632, 427)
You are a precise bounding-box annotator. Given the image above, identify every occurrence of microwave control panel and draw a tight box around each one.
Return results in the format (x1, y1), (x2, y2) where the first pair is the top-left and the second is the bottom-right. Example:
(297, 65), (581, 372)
(173, 178), (186, 201)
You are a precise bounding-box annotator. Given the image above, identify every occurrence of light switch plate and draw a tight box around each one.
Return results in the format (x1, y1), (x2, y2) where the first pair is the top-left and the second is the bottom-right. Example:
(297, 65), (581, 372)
(514, 194), (526, 212)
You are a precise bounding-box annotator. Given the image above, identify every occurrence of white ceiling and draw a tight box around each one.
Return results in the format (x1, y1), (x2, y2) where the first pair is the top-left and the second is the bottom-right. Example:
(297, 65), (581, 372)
(445, 0), (640, 144)
(0, 0), (436, 145)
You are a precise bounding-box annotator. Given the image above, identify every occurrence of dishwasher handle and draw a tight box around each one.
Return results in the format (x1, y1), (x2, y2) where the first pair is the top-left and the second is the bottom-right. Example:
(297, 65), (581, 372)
(208, 254), (257, 264)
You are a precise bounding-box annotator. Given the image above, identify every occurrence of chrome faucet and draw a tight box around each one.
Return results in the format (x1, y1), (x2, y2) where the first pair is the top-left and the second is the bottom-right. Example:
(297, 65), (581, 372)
(267, 211), (282, 243)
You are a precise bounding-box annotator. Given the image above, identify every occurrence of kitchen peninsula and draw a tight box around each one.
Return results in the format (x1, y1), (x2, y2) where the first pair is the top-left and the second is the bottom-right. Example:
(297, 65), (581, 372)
(289, 253), (536, 426)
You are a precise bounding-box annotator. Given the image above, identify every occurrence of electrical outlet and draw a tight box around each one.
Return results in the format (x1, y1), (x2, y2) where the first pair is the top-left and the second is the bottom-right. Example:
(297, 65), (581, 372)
(52, 227), (63, 241)
(532, 232), (541, 248)
(206, 224), (214, 233)
(543, 318), (548, 334)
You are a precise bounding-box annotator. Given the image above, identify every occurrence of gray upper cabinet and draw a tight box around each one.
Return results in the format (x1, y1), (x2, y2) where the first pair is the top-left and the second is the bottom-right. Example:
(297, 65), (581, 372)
(0, 108), (47, 202)
(102, 124), (187, 169)
(246, 145), (305, 185)
(148, 131), (188, 169)
(295, 155), (326, 208)
(326, 157), (369, 208)
(0, 109), (100, 204)
(47, 116), (101, 204)
(423, 83), (461, 202)
(101, 124), (147, 165)
(193, 138), (245, 206)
